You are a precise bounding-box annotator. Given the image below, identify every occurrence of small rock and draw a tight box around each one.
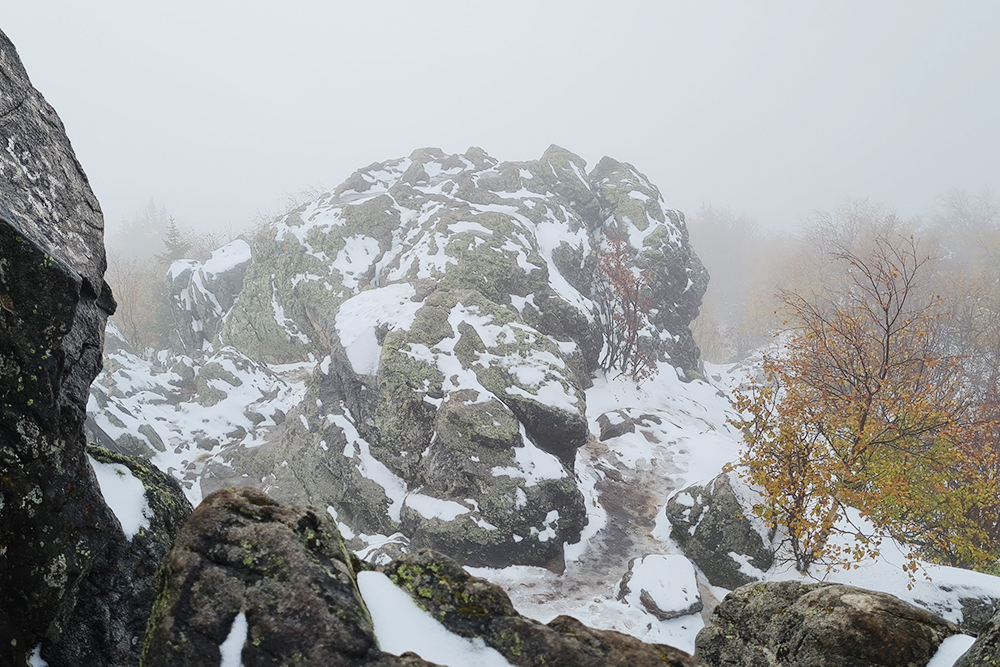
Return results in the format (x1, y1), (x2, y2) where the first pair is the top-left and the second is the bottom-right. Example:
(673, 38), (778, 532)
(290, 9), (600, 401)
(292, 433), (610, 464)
(617, 554), (703, 621)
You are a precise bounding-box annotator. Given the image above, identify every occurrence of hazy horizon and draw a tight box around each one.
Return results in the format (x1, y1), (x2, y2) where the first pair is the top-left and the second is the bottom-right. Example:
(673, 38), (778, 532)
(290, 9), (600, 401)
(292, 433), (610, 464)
(4, 2), (999, 237)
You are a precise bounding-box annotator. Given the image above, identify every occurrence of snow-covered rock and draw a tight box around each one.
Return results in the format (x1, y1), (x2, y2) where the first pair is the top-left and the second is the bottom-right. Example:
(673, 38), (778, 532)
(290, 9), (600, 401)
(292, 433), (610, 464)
(617, 555), (703, 621)
(664, 473), (774, 591)
(167, 239), (252, 352)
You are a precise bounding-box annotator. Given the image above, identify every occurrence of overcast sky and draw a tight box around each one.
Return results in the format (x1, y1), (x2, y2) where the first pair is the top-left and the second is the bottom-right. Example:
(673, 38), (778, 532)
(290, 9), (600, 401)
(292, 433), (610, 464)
(4, 2), (999, 236)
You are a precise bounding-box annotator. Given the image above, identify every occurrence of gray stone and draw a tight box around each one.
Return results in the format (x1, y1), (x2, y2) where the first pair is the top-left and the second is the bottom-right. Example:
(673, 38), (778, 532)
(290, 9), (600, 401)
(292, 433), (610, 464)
(958, 594), (1000, 636)
(665, 473), (774, 590)
(954, 605), (1000, 666)
(695, 581), (961, 667)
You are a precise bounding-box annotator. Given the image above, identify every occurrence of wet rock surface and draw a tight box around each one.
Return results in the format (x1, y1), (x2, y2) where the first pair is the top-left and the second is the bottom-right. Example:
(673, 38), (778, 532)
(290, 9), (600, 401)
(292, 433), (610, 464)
(665, 473), (774, 590)
(382, 549), (708, 667)
(695, 581), (961, 667)
(0, 25), (120, 665)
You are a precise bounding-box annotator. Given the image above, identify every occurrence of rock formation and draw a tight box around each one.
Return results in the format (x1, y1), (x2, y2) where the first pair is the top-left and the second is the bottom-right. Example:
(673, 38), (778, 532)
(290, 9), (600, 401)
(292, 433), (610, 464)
(144, 488), (707, 667)
(694, 581), (960, 667)
(163, 144), (710, 571)
(143, 487), (439, 667)
(664, 473), (774, 590)
(0, 24), (117, 663)
(0, 27), (191, 666)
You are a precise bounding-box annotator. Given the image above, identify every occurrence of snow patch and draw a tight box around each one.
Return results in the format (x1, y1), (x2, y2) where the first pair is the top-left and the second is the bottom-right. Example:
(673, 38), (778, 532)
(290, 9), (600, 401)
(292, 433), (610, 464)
(359, 571), (514, 667)
(88, 456), (151, 540)
(219, 612), (247, 667)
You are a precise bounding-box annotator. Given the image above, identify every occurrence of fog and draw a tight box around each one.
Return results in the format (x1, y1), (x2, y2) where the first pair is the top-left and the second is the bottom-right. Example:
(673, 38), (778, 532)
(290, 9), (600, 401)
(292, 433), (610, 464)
(4, 2), (1000, 235)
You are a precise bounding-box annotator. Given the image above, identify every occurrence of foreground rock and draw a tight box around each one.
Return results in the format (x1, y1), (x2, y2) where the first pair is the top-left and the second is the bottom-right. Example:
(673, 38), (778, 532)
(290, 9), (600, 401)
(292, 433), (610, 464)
(44, 446), (193, 666)
(142, 487), (439, 667)
(146, 489), (705, 666)
(665, 473), (774, 590)
(0, 26), (169, 666)
(954, 604), (1000, 667)
(695, 581), (960, 667)
(383, 549), (708, 667)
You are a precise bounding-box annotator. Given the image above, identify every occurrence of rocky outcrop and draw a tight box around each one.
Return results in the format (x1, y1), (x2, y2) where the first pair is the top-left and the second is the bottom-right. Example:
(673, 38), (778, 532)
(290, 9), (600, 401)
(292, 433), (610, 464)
(167, 239), (252, 352)
(0, 26), (120, 665)
(0, 28), (194, 666)
(144, 490), (709, 666)
(195, 145), (706, 571)
(665, 473), (774, 590)
(43, 446), (192, 667)
(694, 581), (960, 667)
(142, 486), (441, 667)
(382, 549), (708, 666)
(954, 605), (1000, 667)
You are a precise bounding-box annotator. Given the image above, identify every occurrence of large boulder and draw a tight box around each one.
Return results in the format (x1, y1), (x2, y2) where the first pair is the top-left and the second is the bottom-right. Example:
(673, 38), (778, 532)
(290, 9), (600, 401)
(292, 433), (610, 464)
(0, 26), (121, 664)
(694, 581), (961, 667)
(142, 486), (438, 667)
(954, 605), (1000, 667)
(382, 549), (708, 667)
(664, 473), (774, 590)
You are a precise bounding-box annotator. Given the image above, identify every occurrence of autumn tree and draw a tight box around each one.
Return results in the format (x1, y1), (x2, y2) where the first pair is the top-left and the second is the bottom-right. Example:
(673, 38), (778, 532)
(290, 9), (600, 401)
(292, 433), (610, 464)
(734, 234), (999, 575)
(594, 231), (656, 382)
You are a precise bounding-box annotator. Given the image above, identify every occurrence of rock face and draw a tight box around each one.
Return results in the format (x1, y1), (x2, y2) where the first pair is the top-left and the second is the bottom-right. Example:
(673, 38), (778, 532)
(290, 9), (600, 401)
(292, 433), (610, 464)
(954, 604), (1000, 667)
(43, 446), (193, 667)
(0, 26), (119, 664)
(957, 594), (1000, 636)
(0, 28), (193, 667)
(382, 549), (708, 667)
(143, 486), (441, 667)
(695, 581), (961, 667)
(183, 145), (707, 570)
(665, 473), (774, 590)
(166, 239), (252, 352)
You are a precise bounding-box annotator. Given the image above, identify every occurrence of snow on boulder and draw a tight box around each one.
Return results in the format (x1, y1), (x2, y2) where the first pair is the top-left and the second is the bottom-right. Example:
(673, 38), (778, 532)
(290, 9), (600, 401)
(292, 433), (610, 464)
(617, 554), (703, 621)
(167, 239), (252, 352)
(665, 472), (774, 591)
